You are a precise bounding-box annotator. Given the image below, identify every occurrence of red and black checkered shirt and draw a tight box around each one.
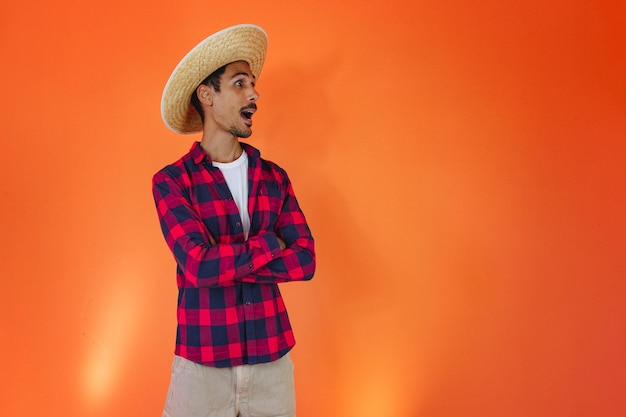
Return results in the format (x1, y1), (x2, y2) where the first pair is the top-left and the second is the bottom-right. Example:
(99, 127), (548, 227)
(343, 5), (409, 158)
(152, 142), (315, 368)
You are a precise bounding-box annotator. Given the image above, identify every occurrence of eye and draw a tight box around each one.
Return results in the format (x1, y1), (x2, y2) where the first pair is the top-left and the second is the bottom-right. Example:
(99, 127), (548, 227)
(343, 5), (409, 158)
(235, 80), (244, 87)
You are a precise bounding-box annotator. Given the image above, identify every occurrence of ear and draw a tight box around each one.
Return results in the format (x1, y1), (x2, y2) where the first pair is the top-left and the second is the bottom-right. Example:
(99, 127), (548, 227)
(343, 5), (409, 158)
(196, 84), (213, 106)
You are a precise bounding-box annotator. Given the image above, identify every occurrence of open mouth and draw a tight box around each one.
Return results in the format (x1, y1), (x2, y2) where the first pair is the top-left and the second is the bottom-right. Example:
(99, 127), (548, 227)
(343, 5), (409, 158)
(240, 105), (257, 126)
(241, 111), (253, 125)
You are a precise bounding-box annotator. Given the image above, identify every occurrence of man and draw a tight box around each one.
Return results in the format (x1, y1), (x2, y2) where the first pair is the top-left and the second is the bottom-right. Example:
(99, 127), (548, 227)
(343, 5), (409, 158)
(152, 24), (316, 417)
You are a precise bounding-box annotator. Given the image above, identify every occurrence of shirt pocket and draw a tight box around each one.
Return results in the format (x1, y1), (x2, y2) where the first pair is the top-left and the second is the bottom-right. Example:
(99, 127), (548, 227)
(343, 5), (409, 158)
(254, 181), (284, 231)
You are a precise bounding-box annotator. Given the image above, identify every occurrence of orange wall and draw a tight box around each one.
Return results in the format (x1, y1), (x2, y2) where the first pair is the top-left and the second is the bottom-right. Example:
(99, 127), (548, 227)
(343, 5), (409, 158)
(1, 1), (625, 416)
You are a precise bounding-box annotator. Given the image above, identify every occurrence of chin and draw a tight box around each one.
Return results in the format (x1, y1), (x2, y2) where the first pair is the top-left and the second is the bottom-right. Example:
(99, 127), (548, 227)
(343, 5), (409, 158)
(233, 128), (253, 139)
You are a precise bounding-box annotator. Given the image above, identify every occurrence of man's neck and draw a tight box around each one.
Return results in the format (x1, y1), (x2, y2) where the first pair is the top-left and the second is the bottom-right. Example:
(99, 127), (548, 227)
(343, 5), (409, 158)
(200, 134), (243, 163)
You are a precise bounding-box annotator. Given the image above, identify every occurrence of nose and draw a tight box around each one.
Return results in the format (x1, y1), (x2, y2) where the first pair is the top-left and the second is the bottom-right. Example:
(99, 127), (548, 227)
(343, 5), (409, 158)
(249, 86), (259, 102)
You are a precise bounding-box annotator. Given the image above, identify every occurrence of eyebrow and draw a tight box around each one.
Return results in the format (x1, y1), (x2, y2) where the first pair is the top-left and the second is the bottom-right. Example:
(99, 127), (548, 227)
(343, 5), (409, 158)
(230, 72), (256, 80)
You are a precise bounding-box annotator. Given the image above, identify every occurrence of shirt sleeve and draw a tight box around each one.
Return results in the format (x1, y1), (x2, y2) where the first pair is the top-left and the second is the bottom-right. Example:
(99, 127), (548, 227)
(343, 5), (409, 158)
(152, 169), (283, 288)
(240, 177), (316, 284)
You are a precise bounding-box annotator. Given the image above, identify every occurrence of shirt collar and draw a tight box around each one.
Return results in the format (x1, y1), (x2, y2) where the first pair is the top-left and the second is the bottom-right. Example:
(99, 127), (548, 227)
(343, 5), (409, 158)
(190, 141), (261, 166)
(190, 142), (208, 165)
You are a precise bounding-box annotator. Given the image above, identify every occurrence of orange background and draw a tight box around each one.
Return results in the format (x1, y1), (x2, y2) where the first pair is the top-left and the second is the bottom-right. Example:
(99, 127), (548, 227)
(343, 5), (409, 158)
(1, 1), (625, 416)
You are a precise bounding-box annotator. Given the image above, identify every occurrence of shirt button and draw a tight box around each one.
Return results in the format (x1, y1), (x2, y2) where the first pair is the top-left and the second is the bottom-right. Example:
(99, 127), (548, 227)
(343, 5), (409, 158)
(236, 222), (241, 227)
(245, 301), (251, 305)
(249, 264), (253, 269)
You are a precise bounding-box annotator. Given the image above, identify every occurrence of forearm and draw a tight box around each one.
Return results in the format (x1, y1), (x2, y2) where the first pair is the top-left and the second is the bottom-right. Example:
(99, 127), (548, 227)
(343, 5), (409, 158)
(174, 230), (284, 287)
(238, 235), (315, 284)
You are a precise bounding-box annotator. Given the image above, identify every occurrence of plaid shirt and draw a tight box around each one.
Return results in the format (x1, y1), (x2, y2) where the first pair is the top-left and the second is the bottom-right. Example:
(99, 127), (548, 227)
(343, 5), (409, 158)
(152, 142), (315, 368)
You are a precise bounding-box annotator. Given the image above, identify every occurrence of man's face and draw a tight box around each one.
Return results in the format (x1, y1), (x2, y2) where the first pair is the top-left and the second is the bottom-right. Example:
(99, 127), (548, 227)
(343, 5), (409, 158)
(209, 61), (259, 139)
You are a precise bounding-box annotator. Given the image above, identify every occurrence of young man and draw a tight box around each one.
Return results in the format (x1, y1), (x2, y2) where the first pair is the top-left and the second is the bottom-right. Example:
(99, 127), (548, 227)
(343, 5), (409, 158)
(152, 24), (316, 417)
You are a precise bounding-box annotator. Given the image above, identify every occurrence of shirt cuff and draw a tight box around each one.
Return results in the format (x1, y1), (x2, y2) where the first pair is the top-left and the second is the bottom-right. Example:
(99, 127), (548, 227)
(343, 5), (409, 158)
(248, 232), (282, 270)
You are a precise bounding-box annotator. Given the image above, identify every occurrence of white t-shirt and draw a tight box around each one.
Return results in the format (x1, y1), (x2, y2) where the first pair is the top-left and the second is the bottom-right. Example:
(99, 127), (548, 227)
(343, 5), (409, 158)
(212, 151), (250, 239)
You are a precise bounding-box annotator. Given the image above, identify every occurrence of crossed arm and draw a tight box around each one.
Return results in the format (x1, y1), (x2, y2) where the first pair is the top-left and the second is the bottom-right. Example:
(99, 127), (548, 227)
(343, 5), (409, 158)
(152, 172), (315, 288)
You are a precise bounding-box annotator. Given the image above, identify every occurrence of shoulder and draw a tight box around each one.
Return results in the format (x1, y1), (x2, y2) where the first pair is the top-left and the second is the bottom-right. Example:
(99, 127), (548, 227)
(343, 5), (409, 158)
(242, 142), (289, 180)
(152, 148), (198, 191)
(153, 156), (184, 181)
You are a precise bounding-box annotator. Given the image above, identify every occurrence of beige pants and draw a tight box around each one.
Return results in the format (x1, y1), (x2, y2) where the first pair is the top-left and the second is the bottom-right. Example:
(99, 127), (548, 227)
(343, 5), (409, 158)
(162, 353), (296, 417)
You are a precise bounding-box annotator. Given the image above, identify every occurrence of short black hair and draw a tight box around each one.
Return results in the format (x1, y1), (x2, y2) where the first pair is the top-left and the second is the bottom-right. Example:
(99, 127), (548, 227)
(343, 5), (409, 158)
(190, 64), (227, 121)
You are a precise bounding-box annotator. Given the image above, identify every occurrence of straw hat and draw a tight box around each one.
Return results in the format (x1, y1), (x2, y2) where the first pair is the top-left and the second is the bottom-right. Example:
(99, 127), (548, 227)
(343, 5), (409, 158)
(161, 24), (268, 134)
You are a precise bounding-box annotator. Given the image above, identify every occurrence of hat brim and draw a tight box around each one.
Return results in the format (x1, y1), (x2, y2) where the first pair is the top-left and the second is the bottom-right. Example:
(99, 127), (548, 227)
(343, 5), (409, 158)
(161, 24), (267, 134)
